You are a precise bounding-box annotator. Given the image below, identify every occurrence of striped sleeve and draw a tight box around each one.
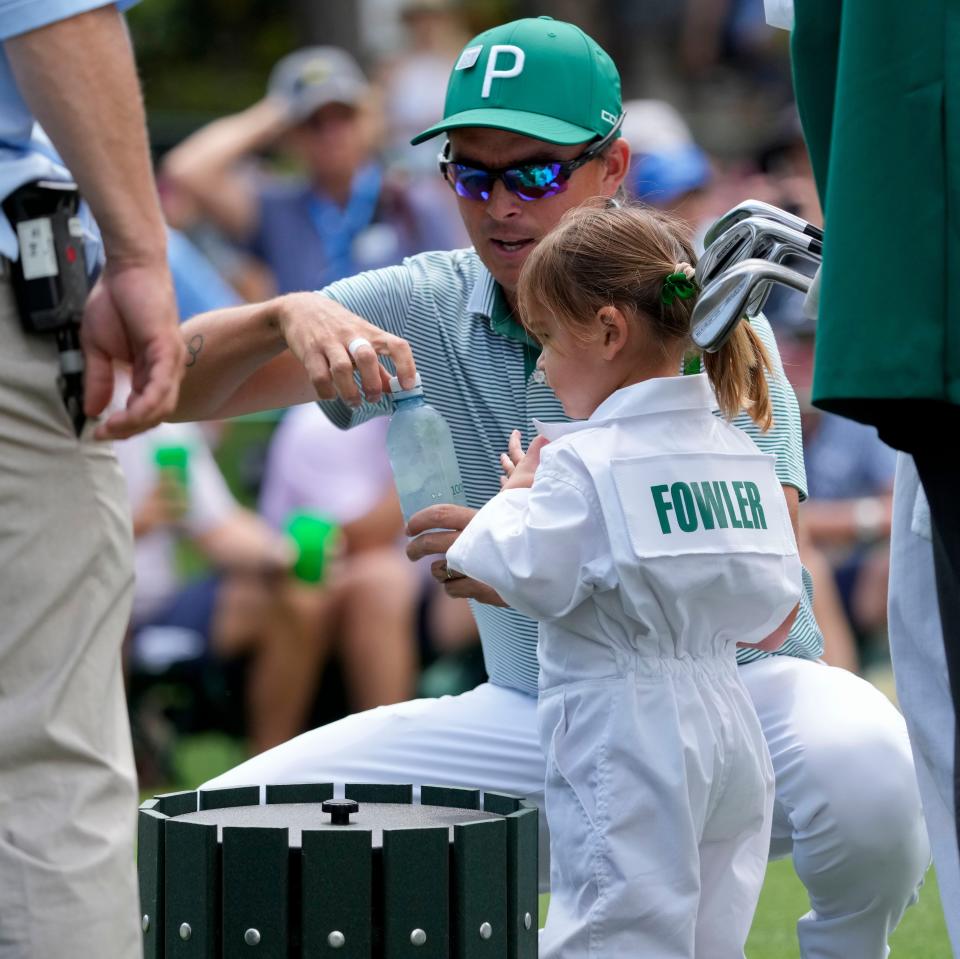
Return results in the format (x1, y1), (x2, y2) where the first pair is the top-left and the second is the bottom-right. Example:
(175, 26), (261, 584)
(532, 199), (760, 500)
(737, 562), (822, 665)
(730, 314), (808, 501)
(320, 261), (416, 338)
(314, 260), (418, 429)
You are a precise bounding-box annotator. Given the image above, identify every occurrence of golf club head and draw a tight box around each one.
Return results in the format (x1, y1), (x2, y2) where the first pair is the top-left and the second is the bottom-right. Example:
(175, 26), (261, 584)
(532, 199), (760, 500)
(691, 258), (812, 353)
(703, 198), (824, 249)
(745, 241), (822, 317)
(696, 218), (759, 287)
(697, 215), (822, 288)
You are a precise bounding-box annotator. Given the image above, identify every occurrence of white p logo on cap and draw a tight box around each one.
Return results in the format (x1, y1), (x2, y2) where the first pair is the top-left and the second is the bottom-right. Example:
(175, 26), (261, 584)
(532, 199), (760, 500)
(481, 45), (525, 98)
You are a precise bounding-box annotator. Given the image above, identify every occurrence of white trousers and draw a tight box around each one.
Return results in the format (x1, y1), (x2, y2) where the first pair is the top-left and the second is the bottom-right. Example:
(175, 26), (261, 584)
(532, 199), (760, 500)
(888, 453), (960, 956)
(537, 658), (773, 959)
(206, 656), (930, 959)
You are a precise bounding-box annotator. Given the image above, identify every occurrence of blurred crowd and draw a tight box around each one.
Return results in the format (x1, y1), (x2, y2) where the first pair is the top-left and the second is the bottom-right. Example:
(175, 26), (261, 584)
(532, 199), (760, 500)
(125, 0), (896, 785)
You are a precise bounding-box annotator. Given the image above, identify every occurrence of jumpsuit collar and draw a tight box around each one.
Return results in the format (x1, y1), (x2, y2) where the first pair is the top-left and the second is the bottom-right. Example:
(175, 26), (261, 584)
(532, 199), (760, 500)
(534, 373), (716, 441)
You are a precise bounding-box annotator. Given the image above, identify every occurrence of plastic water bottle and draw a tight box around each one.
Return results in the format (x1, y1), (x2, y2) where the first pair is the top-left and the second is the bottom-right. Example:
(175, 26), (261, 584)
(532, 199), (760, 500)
(386, 373), (467, 523)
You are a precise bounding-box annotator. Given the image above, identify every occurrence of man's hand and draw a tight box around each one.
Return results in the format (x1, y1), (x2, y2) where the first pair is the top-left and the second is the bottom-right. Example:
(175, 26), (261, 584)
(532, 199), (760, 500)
(5, 6), (186, 440)
(85, 260), (185, 440)
(277, 292), (417, 408)
(405, 504), (507, 606)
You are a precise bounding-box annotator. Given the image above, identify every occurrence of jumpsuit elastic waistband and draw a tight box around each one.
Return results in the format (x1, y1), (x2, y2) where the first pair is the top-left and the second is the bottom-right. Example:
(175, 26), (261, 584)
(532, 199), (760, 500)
(540, 648), (740, 695)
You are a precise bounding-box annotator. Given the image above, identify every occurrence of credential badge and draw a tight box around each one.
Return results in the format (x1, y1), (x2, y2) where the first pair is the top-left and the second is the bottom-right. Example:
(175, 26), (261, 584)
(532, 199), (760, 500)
(455, 45), (483, 70)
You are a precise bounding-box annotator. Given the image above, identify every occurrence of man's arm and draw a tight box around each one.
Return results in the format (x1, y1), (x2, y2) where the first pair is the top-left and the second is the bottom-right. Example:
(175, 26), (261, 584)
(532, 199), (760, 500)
(173, 291), (417, 421)
(195, 508), (293, 574)
(5, 5), (184, 437)
(802, 494), (892, 547)
(162, 97), (290, 241)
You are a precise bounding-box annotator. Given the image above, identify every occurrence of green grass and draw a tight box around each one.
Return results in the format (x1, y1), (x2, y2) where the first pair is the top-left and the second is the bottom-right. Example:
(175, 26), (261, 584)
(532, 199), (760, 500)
(145, 733), (952, 957)
(538, 863), (950, 956)
(168, 732), (248, 790)
(748, 860), (950, 958)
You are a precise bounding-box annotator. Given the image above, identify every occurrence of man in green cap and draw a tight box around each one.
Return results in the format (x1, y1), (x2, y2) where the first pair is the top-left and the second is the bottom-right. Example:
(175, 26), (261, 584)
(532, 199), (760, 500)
(171, 17), (927, 957)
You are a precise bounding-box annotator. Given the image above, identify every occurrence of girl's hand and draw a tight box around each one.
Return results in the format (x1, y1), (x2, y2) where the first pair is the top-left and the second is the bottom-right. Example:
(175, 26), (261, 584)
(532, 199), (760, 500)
(500, 430), (549, 491)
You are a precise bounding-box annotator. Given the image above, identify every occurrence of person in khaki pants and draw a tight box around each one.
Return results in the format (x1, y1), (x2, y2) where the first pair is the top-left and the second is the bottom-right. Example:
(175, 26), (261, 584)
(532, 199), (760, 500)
(0, 4), (184, 957)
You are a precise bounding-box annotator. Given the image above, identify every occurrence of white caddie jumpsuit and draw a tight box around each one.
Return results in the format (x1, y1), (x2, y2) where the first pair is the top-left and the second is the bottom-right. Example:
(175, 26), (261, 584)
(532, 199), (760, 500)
(447, 374), (802, 959)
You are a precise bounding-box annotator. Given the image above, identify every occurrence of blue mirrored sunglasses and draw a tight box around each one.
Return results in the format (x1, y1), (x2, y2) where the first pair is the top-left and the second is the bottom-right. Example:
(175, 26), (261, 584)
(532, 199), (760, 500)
(438, 114), (624, 202)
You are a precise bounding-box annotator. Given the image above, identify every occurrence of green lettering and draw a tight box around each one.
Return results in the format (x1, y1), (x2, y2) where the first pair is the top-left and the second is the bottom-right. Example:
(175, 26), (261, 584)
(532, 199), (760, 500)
(719, 481), (743, 529)
(671, 482), (698, 532)
(744, 482), (767, 529)
(702, 482), (729, 528)
(733, 481), (754, 529)
(651, 485), (673, 534)
(691, 482), (717, 530)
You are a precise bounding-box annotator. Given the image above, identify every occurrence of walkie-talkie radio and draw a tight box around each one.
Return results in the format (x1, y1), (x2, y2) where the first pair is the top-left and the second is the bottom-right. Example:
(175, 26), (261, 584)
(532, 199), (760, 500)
(3, 179), (90, 436)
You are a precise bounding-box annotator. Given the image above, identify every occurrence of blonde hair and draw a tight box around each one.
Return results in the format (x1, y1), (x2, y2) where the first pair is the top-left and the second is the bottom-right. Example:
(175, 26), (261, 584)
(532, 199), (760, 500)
(516, 203), (773, 429)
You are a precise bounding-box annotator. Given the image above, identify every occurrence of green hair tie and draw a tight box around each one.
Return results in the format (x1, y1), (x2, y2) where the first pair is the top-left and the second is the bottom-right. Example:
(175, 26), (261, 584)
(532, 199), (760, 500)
(661, 271), (697, 306)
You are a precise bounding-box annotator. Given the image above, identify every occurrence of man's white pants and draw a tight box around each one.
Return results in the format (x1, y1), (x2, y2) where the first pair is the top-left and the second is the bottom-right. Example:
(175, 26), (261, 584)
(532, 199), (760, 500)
(206, 657), (929, 959)
(888, 453), (960, 956)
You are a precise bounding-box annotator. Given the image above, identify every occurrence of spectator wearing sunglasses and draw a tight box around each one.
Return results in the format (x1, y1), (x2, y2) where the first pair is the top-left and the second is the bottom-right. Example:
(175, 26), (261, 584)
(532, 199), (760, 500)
(163, 47), (460, 296)
(172, 18), (928, 959)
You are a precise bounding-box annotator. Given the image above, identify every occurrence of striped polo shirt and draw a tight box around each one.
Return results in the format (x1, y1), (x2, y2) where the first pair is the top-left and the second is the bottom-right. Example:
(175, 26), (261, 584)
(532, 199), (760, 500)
(319, 248), (823, 697)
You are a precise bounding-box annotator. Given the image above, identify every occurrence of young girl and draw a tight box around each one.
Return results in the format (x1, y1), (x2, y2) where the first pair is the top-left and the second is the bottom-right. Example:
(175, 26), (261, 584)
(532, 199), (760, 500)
(446, 205), (801, 959)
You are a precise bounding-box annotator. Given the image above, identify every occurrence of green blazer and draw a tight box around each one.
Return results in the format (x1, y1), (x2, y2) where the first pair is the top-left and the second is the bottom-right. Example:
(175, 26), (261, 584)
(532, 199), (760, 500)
(792, 0), (960, 451)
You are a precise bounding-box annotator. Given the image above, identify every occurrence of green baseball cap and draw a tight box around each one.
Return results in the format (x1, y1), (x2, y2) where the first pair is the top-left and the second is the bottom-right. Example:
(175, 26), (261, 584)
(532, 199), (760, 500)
(411, 16), (622, 146)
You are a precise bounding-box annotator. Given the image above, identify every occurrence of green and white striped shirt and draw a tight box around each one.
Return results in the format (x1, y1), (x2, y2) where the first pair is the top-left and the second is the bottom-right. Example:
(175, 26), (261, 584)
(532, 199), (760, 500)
(319, 248), (822, 696)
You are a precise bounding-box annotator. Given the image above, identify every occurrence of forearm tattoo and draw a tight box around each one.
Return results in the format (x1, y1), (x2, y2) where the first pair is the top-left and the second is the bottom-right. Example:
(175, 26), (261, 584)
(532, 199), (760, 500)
(185, 333), (204, 368)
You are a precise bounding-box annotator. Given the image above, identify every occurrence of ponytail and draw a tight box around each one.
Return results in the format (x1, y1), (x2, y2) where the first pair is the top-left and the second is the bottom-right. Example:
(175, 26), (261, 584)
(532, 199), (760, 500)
(702, 321), (773, 430)
(516, 202), (775, 432)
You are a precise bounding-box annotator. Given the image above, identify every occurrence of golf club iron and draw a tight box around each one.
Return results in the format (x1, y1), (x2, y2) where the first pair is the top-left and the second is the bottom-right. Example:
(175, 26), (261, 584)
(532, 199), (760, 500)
(744, 241), (821, 317)
(703, 198), (824, 249)
(691, 258), (812, 353)
(696, 215), (822, 289)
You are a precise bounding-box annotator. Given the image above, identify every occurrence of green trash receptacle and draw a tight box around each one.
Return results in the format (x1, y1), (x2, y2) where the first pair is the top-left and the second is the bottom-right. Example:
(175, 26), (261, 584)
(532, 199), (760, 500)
(138, 782), (538, 959)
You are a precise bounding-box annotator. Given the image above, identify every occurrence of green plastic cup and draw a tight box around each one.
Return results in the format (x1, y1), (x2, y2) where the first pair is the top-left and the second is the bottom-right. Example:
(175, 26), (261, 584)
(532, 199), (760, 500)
(284, 511), (340, 584)
(153, 444), (190, 487)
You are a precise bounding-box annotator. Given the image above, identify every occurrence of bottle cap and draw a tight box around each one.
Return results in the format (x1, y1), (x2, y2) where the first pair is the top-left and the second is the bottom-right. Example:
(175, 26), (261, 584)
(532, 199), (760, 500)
(389, 372), (422, 394)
